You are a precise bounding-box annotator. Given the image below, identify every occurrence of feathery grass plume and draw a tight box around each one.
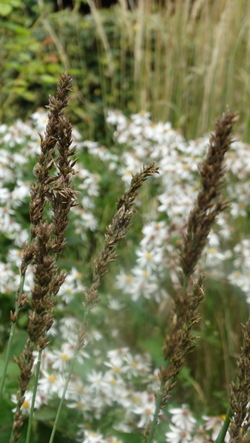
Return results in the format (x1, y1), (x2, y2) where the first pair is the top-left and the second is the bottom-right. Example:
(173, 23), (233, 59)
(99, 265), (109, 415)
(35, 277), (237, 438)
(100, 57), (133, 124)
(84, 162), (159, 309)
(143, 276), (205, 443)
(229, 317), (250, 442)
(48, 162), (159, 443)
(164, 111), (238, 362)
(180, 111), (237, 279)
(12, 73), (76, 442)
(144, 112), (237, 443)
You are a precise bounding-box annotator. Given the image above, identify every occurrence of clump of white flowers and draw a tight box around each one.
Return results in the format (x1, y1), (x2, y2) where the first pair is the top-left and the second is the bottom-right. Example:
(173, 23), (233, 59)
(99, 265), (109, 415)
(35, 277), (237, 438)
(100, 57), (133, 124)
(85, 110), (250, 304)
(1, 109), (249, 442)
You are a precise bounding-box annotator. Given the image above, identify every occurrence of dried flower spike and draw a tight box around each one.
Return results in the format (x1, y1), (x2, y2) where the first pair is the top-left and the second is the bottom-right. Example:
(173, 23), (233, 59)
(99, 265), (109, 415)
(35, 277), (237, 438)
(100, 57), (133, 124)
(144, 112), (237, 443)
(12, 73), (76, 442)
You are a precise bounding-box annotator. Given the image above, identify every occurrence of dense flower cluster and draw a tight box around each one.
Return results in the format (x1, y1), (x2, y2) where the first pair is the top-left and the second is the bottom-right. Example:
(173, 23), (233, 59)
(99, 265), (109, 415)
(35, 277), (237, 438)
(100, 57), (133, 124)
(12, 334), (159, 436)
(165, 406), (230, 443)
(84, 110), (250, 303)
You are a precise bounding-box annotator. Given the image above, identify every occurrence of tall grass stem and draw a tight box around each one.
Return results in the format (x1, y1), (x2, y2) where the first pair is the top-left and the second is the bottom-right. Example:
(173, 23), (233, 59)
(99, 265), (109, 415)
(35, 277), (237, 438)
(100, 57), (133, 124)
(0, 272), (26, 399)
(215, 408), (231, 443)
(48, 307), (91, 443)
(25, 349), (42, 443)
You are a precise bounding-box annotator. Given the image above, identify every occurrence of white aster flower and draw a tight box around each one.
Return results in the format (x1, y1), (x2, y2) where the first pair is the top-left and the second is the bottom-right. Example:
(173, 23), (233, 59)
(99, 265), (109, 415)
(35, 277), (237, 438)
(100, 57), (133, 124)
(136, 247), (163, 271)
(82, 430), (106, 443)
(38, 371), (66, 398)
(12, 390), (42, 414)
(133, 394), (155, 427)
(165, 424), (192, 443)
(169, 404), (196, 431)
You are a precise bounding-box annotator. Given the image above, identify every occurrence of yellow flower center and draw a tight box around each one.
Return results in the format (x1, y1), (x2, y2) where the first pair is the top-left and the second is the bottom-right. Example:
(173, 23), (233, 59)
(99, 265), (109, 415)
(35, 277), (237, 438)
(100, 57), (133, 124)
(60, 353), (70, 361)
(23, 401), (30, 409)
(76, 386), (84, 393)
(76, 401), (84, 408)
(131, 361), (138, 367)
(208, 248), (217, 254)
(48, 375), (56, 383)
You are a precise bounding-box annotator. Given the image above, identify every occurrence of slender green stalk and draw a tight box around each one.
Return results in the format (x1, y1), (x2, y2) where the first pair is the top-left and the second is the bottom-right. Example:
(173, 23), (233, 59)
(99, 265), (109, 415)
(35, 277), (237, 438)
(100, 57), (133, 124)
(25, 349), (42, 443)
(48, 307), (91, 443)
(0, 323), (17, 399)
(144, 381), (165, 443)
(9, 424), (14, 443)
(215, 408), (231, 443)
(0, 273), (26, 399)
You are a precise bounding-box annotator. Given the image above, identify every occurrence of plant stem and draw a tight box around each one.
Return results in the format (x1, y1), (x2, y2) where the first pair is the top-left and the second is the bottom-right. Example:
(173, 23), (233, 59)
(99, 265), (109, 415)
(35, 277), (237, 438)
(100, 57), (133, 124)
(25, 349), (42, 443)
(215, 408), (231, 443)
(48, 307), (90, 443)
(144, 381), (165, 443)
(0, 273), (26, 399)
(0, 322), (17, 399)
(9, 425), (14, 443)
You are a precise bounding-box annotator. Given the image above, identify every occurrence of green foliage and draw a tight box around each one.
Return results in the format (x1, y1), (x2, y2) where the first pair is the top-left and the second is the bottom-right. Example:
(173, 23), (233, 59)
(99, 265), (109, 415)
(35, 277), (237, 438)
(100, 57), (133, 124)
(2, 1), (249, 142)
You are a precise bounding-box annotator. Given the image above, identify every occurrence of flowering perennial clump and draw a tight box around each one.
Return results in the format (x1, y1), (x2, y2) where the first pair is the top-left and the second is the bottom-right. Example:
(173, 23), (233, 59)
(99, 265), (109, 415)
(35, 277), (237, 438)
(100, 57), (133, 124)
(0, 85), (249, 443)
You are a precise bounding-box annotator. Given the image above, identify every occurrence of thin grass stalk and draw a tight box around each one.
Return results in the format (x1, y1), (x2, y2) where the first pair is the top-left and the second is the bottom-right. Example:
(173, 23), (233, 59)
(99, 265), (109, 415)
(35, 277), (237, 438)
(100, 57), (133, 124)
(0, 275), (25, 399)
(25, 349), (42, 443)
(229, 317), (250, 442)
(215, 408), (232, 443)
(152, 15), (164, 119)
(144, 381), (165, 442)
(0, 230), (34, 399)
(88, 0), (114, 76)
(38, 0), (69, 70)
(0, 323), (16, 399)
(142, 11), (152, 112)
(133, 0), (144, 110)
(48, 305), (91, 443)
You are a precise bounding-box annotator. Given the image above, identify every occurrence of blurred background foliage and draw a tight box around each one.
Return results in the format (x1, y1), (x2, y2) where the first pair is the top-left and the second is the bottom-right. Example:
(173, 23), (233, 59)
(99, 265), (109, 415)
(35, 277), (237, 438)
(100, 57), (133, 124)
(1, 0), (250, 141)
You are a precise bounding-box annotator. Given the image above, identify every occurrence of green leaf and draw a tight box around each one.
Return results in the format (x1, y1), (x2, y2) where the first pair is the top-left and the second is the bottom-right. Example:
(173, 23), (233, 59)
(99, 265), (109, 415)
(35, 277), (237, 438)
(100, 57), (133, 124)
(40, 74), (59, 84)
(0, 20), (30, 34)
(19, 90), (36, 102)
(0, 3), (12, 16)
(0, 398), (13, 441)
(33, 406), (57, 422)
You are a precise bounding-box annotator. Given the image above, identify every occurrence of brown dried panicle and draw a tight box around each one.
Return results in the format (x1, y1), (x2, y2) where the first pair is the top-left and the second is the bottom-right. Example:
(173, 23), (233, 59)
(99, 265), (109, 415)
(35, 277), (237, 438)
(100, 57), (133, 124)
(13, 73), (76, 441)
(84, 162), (159, 309)
(230, 318), (250, 443)
(163, 112), (237, 364)
(78, 163), (159, 352)
(12, 340), (34, 441)
(180, 111), (237, 278)
(143, 112), (237, 443)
